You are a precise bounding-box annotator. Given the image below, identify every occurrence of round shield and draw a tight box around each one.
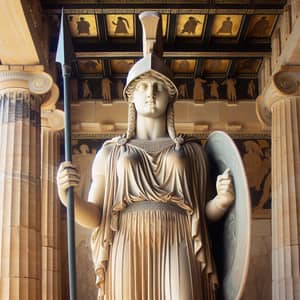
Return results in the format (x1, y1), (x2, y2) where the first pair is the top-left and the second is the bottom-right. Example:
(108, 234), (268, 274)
(205, 131), (251, 300)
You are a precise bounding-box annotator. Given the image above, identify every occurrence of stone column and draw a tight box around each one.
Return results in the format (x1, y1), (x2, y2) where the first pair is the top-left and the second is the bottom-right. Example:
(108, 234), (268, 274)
(40, 86), (64, 300)
(257, 67), (300, 299)
(0, 66), (53, 300)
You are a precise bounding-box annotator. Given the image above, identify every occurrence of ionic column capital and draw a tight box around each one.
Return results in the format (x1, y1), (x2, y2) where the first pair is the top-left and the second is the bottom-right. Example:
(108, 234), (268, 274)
(41, 83), (60, 111)
(0, 66), (63, 126)
(0, 65), (53, 95)
(256, 66), (300, 126)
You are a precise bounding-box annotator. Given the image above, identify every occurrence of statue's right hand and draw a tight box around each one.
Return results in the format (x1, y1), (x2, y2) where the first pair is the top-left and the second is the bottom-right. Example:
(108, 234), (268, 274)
(56, 161), (80, 206)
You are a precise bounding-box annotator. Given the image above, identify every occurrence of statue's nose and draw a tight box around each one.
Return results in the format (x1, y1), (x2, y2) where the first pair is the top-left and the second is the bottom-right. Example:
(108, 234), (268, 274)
(146, 84), (155, 99)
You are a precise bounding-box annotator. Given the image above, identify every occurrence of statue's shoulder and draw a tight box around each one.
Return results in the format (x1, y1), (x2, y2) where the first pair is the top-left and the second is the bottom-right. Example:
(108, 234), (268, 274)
(101, 136), (119, 149)
(96, 136), (122, 160)
(92, 137), (123, 175)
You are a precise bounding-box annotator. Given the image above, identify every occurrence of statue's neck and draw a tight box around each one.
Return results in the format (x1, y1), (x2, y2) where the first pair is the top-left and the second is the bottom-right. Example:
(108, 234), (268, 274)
(136, 115), (168, 140)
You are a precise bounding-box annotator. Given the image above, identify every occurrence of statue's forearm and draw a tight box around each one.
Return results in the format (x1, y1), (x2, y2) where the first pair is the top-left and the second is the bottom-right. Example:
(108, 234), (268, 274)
(206, 168), (234, 222)
(205, 196), (229, 222)
(74, 198), (101, 229)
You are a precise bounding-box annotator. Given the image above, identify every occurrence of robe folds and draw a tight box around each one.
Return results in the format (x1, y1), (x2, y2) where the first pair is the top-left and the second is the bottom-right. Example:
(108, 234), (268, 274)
(91, 137), (218, 300)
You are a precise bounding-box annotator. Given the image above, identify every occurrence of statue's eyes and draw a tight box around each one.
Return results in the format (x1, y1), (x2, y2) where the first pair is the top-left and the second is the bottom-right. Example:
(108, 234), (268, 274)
(136, 81), (166, 93)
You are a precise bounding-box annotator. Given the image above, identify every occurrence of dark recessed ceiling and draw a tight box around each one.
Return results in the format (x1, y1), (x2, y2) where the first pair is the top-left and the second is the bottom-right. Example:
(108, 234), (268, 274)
(42, 0), (286, 101)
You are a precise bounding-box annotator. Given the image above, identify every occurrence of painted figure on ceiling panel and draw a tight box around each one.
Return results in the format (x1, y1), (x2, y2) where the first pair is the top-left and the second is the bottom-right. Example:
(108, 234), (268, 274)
(68, 14), (98, 37)
(212, 15), (242, 38)
(217, 17), (233, 34)
(247, 15), (276, 38)
(112, 16), (130, 34)
(106, 15), (134, 37)
(181, 16), (202, 34)
(77, 17), (91, 35)
(176, 15), (205, 37)
(251, 16), (270, 36)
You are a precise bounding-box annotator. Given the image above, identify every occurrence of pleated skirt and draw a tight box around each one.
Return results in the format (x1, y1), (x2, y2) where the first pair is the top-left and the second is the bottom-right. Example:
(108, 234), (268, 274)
(106, 202), (203, 300)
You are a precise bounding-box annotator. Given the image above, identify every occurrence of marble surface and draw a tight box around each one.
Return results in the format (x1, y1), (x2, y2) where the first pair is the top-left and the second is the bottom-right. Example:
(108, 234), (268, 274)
(74, 216), (272, 299)
(241, 219), (272, 300)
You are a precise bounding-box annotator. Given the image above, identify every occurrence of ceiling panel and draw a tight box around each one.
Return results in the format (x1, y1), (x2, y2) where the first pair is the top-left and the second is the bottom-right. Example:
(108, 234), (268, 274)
(171, 59), (197, 74)
(247, 15), (277, 38)
(202, 59), (230, 74)
(110, 59), (135, 75)
(234, 58), (262, 74)
(68, 14), (98, 38)
(77, 59), (103, 74)
(211, 15), (243, 38)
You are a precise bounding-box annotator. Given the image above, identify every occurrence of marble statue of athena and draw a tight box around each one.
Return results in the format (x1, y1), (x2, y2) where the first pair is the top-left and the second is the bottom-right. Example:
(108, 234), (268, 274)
(57, 11), (236, 300)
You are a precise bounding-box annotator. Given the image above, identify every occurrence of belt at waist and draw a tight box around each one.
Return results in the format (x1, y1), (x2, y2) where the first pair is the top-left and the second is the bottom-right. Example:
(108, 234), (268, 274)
(122, 201), (187, 215)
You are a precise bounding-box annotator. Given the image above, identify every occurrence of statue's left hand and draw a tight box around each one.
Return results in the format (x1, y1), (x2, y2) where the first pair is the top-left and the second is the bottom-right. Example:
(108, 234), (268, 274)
(215, 168), (235, 209)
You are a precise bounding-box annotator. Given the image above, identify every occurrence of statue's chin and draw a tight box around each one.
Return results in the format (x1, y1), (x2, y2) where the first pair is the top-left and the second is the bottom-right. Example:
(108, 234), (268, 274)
(139, 107), (165, 118)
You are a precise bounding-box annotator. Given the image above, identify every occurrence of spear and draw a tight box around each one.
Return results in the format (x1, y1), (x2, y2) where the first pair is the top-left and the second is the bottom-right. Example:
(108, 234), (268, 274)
(56, 9), (77, 300)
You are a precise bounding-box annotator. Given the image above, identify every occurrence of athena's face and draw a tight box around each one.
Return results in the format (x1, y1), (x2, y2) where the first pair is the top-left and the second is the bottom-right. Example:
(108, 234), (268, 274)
(133, 77), (169, 118)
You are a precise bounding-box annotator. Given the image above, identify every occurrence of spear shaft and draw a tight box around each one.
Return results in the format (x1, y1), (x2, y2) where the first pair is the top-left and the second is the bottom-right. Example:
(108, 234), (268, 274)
(63, 65), (77, 300)
(56, 10), (77, 300)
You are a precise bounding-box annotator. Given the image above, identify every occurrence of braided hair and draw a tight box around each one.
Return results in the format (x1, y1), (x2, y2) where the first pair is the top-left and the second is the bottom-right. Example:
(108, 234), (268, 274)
(126, 102), (136, 140)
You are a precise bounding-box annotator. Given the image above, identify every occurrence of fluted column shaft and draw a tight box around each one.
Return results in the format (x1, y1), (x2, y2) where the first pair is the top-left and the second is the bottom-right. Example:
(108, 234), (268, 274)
(0, 67), (53, 300)
(41, 126), (62, 300)
(0, 89), (42, 299)
(257, 68), (300, 300)
(272, 96), (300, 299)
(39, 80), (63, 300)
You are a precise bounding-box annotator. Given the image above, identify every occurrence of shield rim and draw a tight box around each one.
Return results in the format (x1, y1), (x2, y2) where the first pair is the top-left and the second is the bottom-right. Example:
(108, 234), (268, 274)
(205, 130), (251, 300)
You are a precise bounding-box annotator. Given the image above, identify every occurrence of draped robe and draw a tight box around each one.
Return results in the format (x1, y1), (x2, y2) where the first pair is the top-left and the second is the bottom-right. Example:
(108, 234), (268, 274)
(91, 137), (218, 300)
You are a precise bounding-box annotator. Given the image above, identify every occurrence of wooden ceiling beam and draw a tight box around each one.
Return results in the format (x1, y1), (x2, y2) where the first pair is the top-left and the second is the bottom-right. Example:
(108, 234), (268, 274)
(75, 51), (271, 58)
(45, 8), (284, 15)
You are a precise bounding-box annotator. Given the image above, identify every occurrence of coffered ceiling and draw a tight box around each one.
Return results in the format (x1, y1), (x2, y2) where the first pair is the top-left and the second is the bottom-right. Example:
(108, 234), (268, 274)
(42, 0), (286, 101)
